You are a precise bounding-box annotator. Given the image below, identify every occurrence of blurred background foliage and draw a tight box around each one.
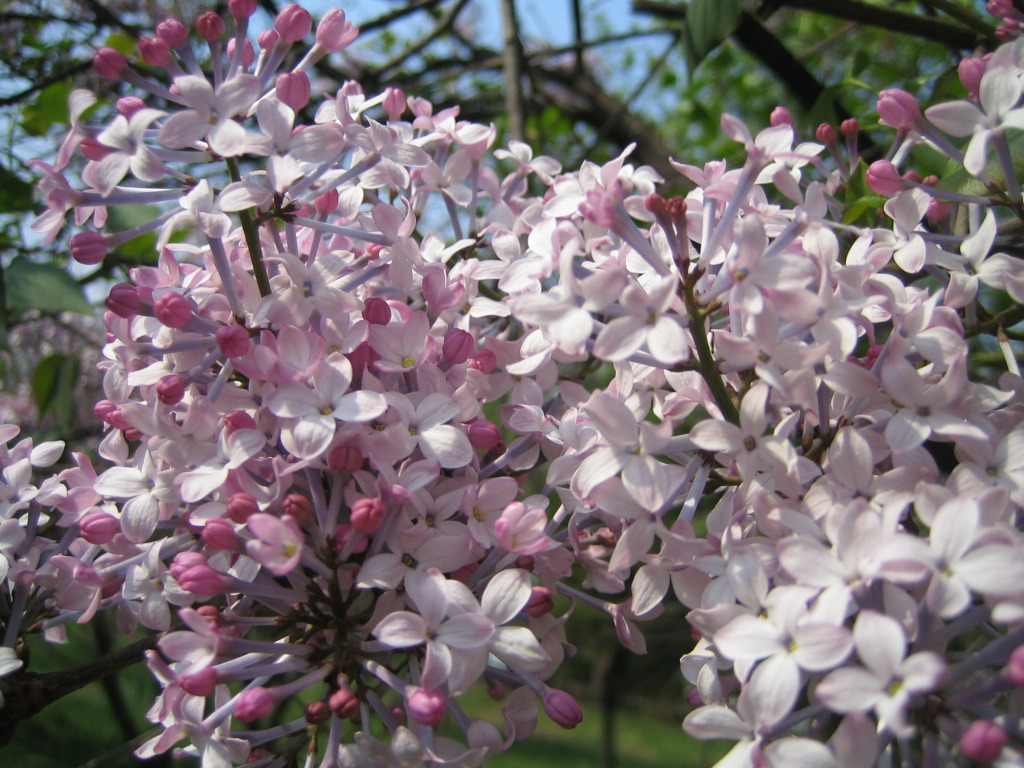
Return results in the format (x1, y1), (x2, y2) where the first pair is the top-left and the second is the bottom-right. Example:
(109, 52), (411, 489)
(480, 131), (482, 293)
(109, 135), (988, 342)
(0, 0), (1008, 765)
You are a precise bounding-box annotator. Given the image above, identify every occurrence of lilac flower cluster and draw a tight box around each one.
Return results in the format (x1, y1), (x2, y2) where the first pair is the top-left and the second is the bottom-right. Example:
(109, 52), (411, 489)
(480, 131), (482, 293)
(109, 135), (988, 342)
(6, 2), (1024, 767)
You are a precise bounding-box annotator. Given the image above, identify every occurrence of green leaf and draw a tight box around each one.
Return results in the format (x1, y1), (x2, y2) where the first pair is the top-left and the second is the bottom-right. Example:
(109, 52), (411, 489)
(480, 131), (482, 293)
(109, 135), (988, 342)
(937, 130), (1024, 196)
(31, 353), (62, 418)
(54, 353), (80, 429)
(20, 80), (73, 136)
(105, 204), (162, 261)
(684, 0), (742, 75)
(0, 164), (36, 213)
(105, 32), (136, 56)
(5, 258), (93, 315)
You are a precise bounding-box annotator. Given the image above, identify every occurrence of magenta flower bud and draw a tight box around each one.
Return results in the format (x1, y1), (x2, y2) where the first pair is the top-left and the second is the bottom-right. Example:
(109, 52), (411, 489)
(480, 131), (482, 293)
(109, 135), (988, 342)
(228, 0), (257, 19)
(1004, 645), (1024, 685)
(877, 88), (920, 130)
(350, 497), (386, 534)
(170, 551), (208, 581)
(467, 418), (501, 451)
(524, 586), (555, 618)
(216, 324), (250, 358)
(314, 188), (339, 216)
(840, 117), (860, 137)
(274, 4), (311, 43)
(958, 56), (987, 99)
(156, 374), (186, 405)
(94, 400), (130, 430)
(275, 71), (311, 111)
(865, 160), (905, 196)
(283, 493), (312, 522)
(179, 564), (225, 596)
(79, 512), (120, 545)
(329, 687), (360, 720)
(258, 28), (280, 50)
(197, 11), (224, 42)
(154, 291), (192, 328)
(468, 349), (497, 374)
(988, 0), (1014, 16)
(235, 687), (275, 722)
(542, 689), (583, 729)
(115, 96), (147, 118)
(328, 444), (363, 473)
(442, 328), (475, 364)
(156, 18), (189, 48)
(71, 231), (107, 265)
(223, 410), (258, 434)
(815, 123), (837, 144)
(960, 720), (1007, 764)
(316, 8), (359, 52)
(181, 666), (218, 696)
(305, 701), (330, 725)
(105, 284), (140, 318)
(138, 37), (171, 67)
(362, 297), (391, 325)
(407, 687), (446, 726)
(227, 491), (259, 523)
(227, 38), (255, 67)
(93, 47), (127, 79)
(347, 341), (379, 375)
(770, 106), (793, 127)
(383, 87), (406, 121)
(202, 518), (239, 551)
(926, 197), (952, 223)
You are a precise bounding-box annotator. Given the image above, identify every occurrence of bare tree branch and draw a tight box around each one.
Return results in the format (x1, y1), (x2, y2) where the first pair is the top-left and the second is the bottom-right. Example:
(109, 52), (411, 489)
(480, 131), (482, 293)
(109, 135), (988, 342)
(500, 0), (527, 141)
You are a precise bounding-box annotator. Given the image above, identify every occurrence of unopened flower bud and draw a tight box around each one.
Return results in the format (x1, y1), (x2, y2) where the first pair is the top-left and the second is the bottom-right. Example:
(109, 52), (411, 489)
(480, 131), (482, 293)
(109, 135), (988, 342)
(93, 47), (127, 79)
(960, 720), (1007, 764)
(840, 117), (860, 137)
(179, 564), (225, 596)
(105, 284), (140, 318)
(181, 666), (218, 696)
(815, 123), (837, 144)
(362, 297), (391, 325)
(926, 197), (953, 223)
(154, 292), (192, 328)
(442, 328), (475, 364)
(988, 0), (1014, 17)
(283, 493), (312, 522)
(196, 604), (222, 627)
(223, 410), (258, 434)
(1004, 645), (1024, 685)
(156, 374), (186, 405)
(115, 96), (147, 118)
(276, 72), (310, 111)
(316, 8), (359, 52)
(235, 687), (275, 722)
(350, 497), (386, 533)
(865, 160), (905, 196)
(170, 551), (208, 581)
(329, 444), (363, 472)
(329, 687), (361, 719)
(314, 187), (339, 215)
(770, 106), (793, 127)
(196, 12), (224, 42)
(524, 586), (555, 618)
(258, 29), (280, 50)
(383, 87), (406, 121)
(202, 518), (238, 550)
(94, 400), (130, 430)
(227, 492), (259, 523)
(275, 4), (311, 43)
(138, 37), (171, 67)
(79, 511), (120, 545)
(347, 341), (379, 375)
(305, 701), (330, 725)
(467, 419), (501, 451)
(216, 324), (250, 357)
(229, 0), (257, 19)
(156, 18), (189, 48)
(468, 349), (497, 374)
(959, 56), (987, 99)
(407, 687), (446, 726)
(877, 88), (920, 130)
(542, 689), (583, 729)
(71, 231), (107, 265)
(227, 38), (255, 67)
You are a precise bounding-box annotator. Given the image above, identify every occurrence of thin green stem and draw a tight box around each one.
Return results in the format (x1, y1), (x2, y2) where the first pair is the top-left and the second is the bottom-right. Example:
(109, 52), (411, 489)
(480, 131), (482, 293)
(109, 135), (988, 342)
(225, 157), (271, 298)
(681, 279), (740, 425)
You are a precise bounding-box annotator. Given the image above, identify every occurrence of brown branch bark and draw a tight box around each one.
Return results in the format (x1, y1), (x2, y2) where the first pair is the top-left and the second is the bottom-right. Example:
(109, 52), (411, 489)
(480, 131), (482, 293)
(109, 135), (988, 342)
(500, 0), (527, 141)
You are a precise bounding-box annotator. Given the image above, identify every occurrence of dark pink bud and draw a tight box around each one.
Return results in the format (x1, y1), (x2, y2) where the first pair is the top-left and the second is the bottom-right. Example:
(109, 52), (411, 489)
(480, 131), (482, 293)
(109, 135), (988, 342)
(314, 188), (339, 215)
(988, 0), (1014, 16)
(181, 666), (218, 696)
(769, 106), (793, 127)
(685, 687), (703, 707)
(275, 71), (310, 111)
(524, 586), (554, 618)
(228, 0), (258, 19)
(959, 56), (987, 99)
(840, 117), (860, 137)
(216, 324), (250, 357)
(227, 491), (259, 523)
(71, 231), (107, 265)
(926, 197), (952, 223)
(197, 12), (224, 42)
(235, 686), (275, 721)
(904, 170), (923, 184)
(514, 554), (535, 570)
(350, 497), (386, 534)
(865, 160), (905, 196)
(227, 38), (255, 68)
(815, 123), (837, 144)
(442, 328), (474, 364)
(328, 444), (363, 473)
(645, 193), (668, 215)
(362, 297), (391, 325)
(329, 687), (360, 719)
(79, 511), (120, 545)
(258, 29), (280, 50)
(283, 493), (312, 522)
(170, 551), (208, 581)
(305, 701), (330, 725)
(347, 341), (379, 375)
(105, 284), (140, 318)
(406, 687), (446, 726)
(877, 88), (920, 130)
(223, 410), (258, 433)
(93, 47), (127, 79)
(542, 689), (582, 729)
(332, 523), (368, 554)
(468, 349), (497, 374)
(383, 87), (406, 121)
(179, 564), (225, 596)
(196, 604), (222, 627)
(202, 518), (238, 550)
(94, 400), (130, 430)
(467, 419), (501, 451)
(116, 96), (147, 118)
(316, 8), (359, 52)
(1004, 644), (1024, 685)
(157, 18), (189, 48)
(960, 720), (1007, 764)
(156, 374), (186, 405)
(154, 291), (192, 328)
(138, 37), (172, 67)
(274, 4), (311, 44)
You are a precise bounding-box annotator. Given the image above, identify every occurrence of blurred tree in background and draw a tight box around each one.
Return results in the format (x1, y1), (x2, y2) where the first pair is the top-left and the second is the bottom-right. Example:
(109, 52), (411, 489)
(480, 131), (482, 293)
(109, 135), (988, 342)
(0, 0), (1003, 765)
